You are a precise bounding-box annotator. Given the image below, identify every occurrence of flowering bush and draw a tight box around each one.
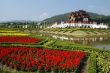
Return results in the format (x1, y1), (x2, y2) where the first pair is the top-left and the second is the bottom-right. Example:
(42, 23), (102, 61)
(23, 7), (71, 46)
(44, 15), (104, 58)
(0, 47), (86, 72)
(0, 36), (41, 43)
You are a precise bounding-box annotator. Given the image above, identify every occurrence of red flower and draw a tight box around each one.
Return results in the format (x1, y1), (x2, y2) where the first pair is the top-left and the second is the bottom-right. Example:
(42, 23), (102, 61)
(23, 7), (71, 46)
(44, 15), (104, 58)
(0, 36), (41, 43)
(0, 47), (86, 72)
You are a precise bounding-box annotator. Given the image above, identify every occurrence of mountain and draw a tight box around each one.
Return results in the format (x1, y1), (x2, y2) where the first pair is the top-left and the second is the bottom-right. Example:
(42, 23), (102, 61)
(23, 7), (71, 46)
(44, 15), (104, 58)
(42, 13), (70, 24)
(42, 11), (110, 26)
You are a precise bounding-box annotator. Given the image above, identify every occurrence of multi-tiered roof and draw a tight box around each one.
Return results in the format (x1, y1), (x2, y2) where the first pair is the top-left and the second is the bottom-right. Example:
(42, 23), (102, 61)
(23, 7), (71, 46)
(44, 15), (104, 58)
(68, 10), (93, 23)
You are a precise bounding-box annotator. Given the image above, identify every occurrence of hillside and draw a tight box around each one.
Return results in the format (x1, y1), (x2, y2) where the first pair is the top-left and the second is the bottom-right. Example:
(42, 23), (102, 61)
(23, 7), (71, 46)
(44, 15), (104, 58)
(42, 11), (110, 26)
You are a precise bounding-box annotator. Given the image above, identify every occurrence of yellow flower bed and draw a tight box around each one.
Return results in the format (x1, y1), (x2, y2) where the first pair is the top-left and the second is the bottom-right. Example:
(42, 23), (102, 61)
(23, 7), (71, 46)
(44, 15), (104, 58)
(0, 30), (29, 36)
(0, 30), (17, 33)
(0, 33), (29, 36)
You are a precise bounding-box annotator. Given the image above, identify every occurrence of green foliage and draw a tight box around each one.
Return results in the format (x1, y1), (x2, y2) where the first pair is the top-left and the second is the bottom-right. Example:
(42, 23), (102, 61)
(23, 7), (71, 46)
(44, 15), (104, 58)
(88, 51), (97, 73)
(96, 51), (110, 73)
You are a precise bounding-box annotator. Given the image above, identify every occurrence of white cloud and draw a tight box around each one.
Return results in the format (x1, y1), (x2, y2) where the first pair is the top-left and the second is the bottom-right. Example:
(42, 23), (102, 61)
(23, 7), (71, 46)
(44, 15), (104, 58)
(38, 12), (49, 20)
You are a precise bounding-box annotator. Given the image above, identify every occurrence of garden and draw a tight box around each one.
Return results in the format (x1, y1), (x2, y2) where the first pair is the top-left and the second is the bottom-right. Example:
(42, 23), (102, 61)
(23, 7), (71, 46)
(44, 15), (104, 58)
(0, 29), (110, 73)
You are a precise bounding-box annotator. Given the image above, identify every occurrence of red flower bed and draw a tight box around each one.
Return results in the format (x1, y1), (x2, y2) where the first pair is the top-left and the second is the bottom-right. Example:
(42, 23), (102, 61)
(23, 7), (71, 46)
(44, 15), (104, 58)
(0, 47), (86, 72)
(0, 36), (41, 43)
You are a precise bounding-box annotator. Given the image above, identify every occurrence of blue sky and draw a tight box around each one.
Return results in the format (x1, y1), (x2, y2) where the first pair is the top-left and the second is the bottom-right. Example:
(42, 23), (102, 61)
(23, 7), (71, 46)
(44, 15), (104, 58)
(0, 0), (110, 22)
